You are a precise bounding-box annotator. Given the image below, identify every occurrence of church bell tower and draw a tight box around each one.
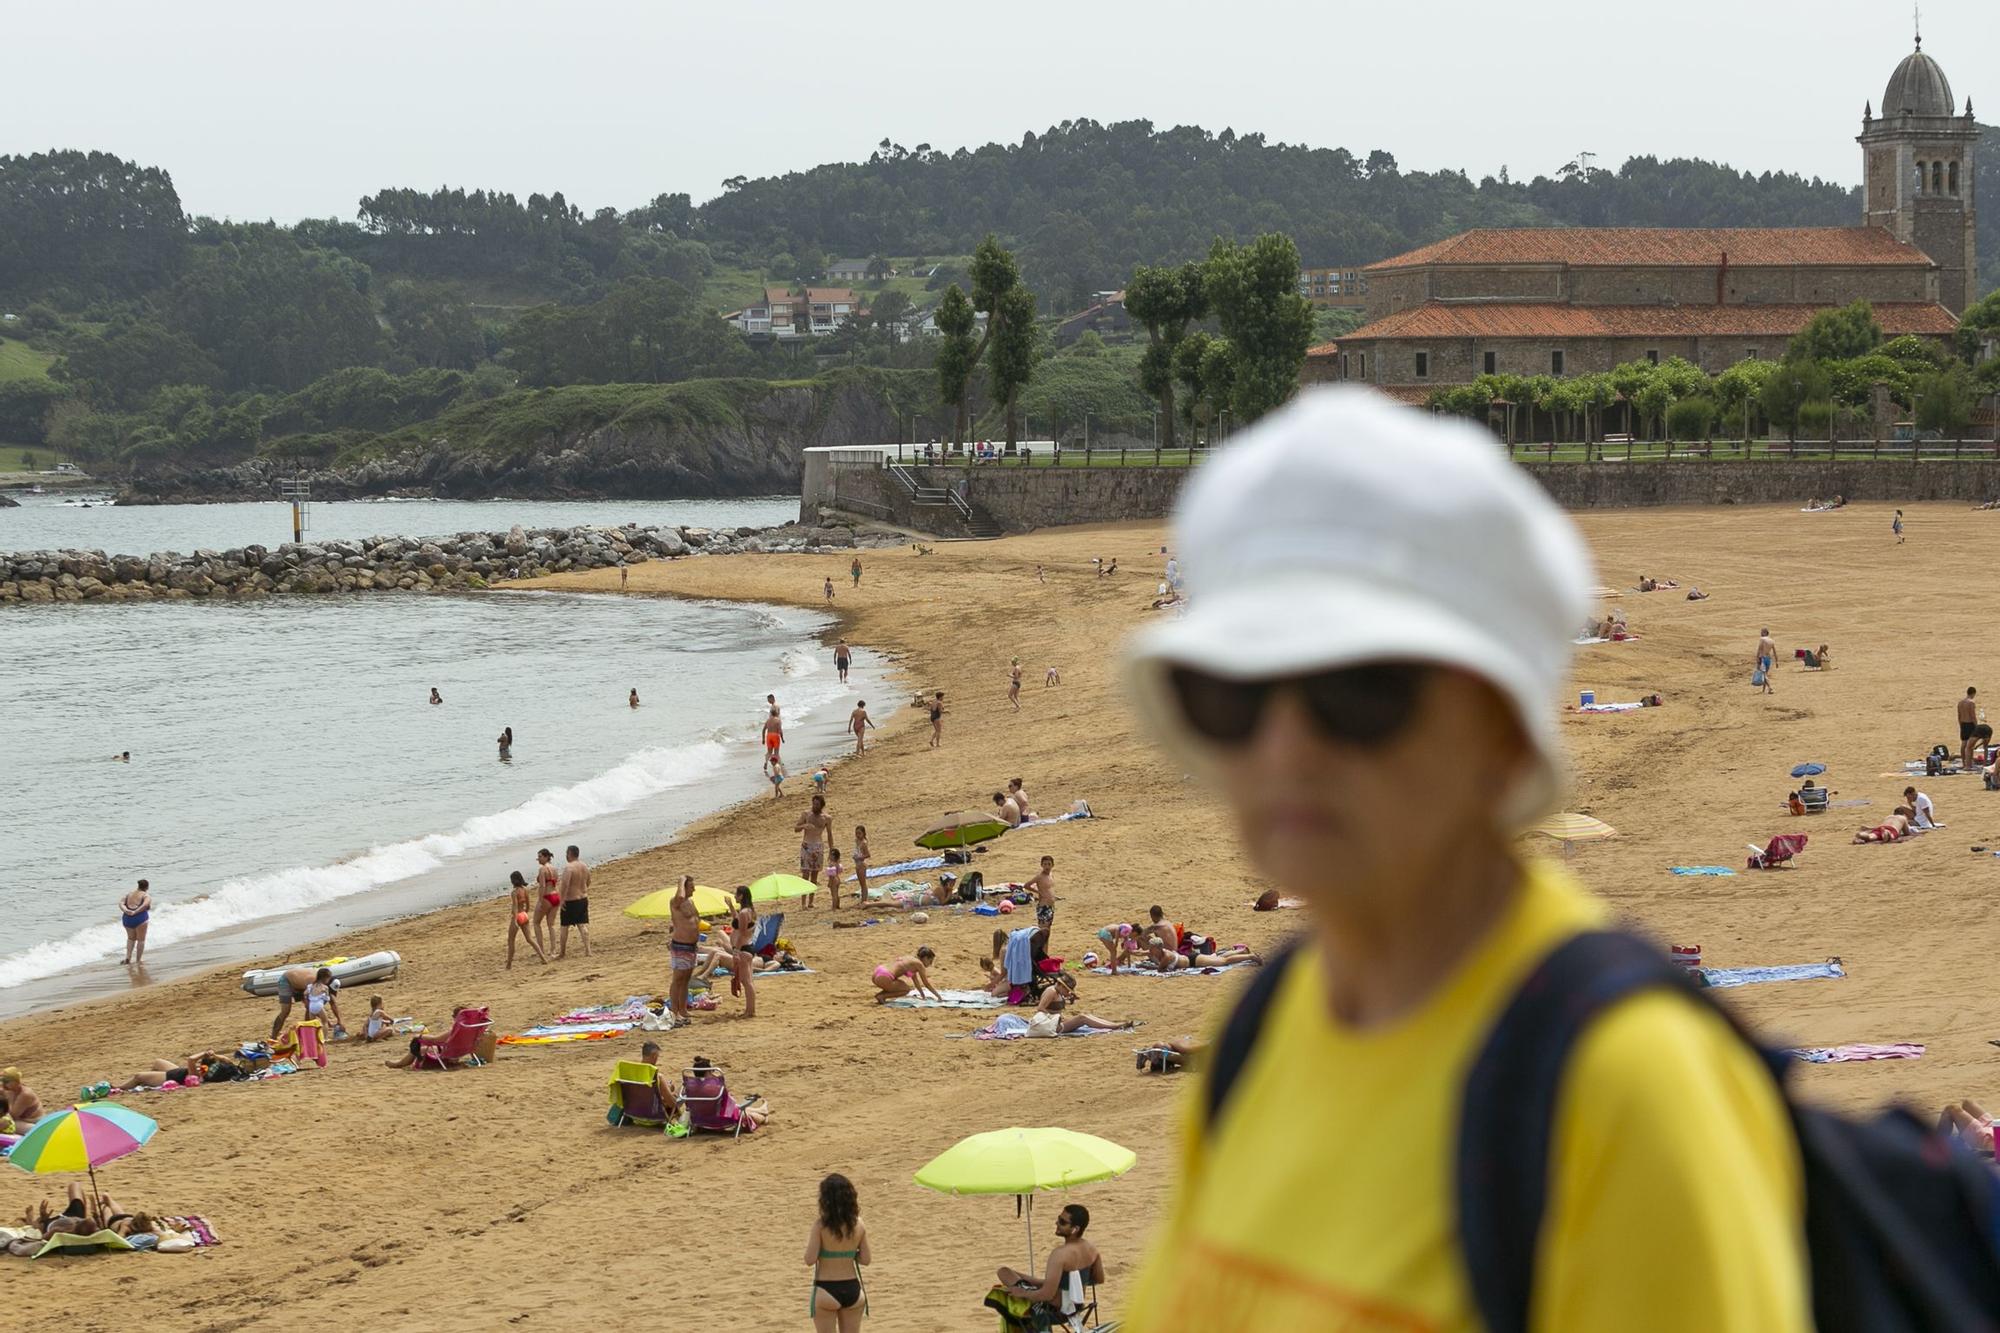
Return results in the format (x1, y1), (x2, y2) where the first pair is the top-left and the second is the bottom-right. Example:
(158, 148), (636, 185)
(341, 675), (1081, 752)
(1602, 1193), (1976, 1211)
(1858, 25), (1980, 314)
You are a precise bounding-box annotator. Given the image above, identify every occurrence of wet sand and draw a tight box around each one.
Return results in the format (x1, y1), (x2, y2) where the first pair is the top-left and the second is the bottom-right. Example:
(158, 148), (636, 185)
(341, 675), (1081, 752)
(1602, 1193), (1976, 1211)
(2, 505), (1994, 1330)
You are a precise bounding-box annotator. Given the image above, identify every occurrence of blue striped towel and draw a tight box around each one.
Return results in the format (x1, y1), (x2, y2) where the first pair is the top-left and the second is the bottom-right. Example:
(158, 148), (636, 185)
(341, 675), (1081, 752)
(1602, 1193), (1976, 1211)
(1669, 866), (1736, 876)
(1695, 960), (1845, 989)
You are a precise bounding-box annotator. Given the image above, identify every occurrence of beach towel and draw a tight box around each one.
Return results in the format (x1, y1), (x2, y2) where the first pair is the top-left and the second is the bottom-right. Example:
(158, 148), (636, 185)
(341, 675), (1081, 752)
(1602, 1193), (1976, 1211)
(1695, 960), (1845, 989)
(553, 997), (653, 1024)
(1016, 802), (1094, 830)
(30, 1230), (135, 1259)
(883, 989), (1005, 1010)
(154, 1215), (220, 1248)
(1577, 701), (1647, 713)
(498, 1024), (634, 1045)
(1090, 959), (1257, 979)
(967, 1015), (1123, 1040)
(1248, 896), (1309, 909)
(1668, 866), (1736, 876)
(119, 1061), (303, 1094)
(1789, 1043), (1923, 1064)
(1004, 927), (1037, 985)
(851, 855), (947, 882)
(1571, 635), (1639, 645)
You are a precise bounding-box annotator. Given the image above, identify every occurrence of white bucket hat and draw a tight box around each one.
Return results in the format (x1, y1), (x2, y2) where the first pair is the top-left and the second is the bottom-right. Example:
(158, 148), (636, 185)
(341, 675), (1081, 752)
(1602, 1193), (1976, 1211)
(1124, 387), (1593, 822)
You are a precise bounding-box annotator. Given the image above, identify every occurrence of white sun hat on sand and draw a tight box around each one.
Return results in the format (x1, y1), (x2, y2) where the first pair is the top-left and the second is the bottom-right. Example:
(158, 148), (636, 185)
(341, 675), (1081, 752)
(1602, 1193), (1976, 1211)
(1124, 386), (1594, 822)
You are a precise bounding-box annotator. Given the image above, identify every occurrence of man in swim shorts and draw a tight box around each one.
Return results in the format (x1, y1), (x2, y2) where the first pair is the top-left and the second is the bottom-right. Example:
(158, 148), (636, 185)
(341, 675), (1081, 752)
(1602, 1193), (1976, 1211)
(668, 875), (702, 1024)
(834, 638), (852, 683)
(1755, 628), (1776, 696)
(1027, 855), (1057, 927)
(762, 706), (784, 771)
(796, 795), (831, 883)
(1960, 687), (1980, 770)
(559, 845), (592, 958)
(270, 965), (336, 1040)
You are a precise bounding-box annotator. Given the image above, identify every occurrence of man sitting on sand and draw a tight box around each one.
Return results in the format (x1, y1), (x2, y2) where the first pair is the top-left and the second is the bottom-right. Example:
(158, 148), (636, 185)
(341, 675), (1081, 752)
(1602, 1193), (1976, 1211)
(1902, 787), (1939, 829)
(1, 1066), (43, 1131)
(1854, 810), (1915, 843)
(1007, 777), (1037, 820)
(992, 791), (1023, 827)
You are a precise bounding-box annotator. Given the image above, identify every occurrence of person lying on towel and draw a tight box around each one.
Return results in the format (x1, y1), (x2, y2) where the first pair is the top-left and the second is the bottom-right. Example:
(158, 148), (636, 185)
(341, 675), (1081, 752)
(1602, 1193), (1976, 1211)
(1853, 810), (1915, 843)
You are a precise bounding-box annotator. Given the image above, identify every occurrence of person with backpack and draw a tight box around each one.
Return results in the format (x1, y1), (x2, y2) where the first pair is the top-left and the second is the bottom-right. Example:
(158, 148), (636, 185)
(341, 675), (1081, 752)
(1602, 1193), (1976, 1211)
(1117, 389), (1812, 1330)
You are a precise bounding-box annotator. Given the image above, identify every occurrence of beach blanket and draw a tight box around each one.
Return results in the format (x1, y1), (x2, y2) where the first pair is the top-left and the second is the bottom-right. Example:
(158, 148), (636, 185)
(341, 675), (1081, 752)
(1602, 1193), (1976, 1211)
(1004, 927), (1037, 985)
(29, 1230), (135, 1259)
(1016, 803), (1094, 830)
(119, 1061), (303, 1095)
(1090, 960), (1257, 979)
(966, 1015), (1123, 1040)
(1577, 701), (1647, 713)
(499, 1024), (635, 1045)
(852, 855), (948, 882)
(1789, 1043), (1923, 1064)
(1571, 634), (1639, 645)
(1696, 960), (1845, 989)
(883, 990), (1004, 1010)
(1668, 866), (1736, 876)
(154, 1215), (221, 1248)
(552, 997), (652, 1024)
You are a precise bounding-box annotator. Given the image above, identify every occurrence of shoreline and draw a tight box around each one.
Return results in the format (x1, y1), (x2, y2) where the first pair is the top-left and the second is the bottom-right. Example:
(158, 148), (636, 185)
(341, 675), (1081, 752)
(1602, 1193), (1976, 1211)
(0, 595), (892, 1021)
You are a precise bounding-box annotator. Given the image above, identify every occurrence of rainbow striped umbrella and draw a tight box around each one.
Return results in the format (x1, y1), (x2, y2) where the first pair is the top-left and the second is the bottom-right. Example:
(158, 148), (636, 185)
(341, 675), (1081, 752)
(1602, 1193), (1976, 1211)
(6, 1103), (157, 1210)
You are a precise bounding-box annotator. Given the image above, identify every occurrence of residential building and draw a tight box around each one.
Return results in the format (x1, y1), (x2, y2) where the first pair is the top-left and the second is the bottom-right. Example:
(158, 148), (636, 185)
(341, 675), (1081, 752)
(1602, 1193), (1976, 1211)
(1298, 267), (1369, 309)
(731, 285), (866, 339)
(826, 259), (878, 283)
(1053, 291), (1131, 346)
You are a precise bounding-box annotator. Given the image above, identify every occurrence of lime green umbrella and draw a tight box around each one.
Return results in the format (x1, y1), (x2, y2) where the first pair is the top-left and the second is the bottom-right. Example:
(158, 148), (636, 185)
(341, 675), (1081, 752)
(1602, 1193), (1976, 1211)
(914, 1126), (1136, 1268)
(916, 812), (1010, 851)
(744, 873), (817, 904)
(625, 884), (735, 919)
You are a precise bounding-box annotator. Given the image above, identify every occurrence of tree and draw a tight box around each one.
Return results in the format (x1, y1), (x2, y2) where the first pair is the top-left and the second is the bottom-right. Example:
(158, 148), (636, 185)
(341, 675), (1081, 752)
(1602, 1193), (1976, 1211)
(987, 284), (1038, 448)
(169, 226), (384, 392)
(1958, 290), (2000, 364)
(1124, 261), (1207, 446)
(0, 150), (188, 301)
(938, 236), (1031, 444)
(865, 255), (890, 281)
(1665, 396), (1716, 441)
(1203, 233), (1315, 423)
(0, 377), (73, 444)
(1914, 366), (1974, 437)
(1787, 300), (1882, 363)
(933, 285), (977, 444)
(383, 281), (485, 370)
(1759, 361), (1831, 442)
(870, 290), (914, 345)
(1172, 331), (1234, 438)
(53, 319), (223, 409)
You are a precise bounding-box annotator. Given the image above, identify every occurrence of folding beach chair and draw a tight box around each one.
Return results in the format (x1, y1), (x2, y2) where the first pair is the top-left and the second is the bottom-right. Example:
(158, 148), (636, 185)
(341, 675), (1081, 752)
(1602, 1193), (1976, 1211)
(606, 1061), (671, 1128)
(1747, 834), (1808, 869)
(407, 1006), (491, 1070)
(1797, 787), (1830, 814)
(679, 1065), (758, 1139)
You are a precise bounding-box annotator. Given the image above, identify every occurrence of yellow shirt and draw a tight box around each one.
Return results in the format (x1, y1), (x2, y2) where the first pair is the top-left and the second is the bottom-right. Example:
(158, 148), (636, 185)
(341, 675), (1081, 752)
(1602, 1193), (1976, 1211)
(1123, 863), (1808, 1332)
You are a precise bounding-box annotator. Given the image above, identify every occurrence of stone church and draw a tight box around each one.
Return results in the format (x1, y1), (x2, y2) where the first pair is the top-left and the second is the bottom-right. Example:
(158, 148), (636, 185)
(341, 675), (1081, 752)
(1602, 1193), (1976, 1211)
(1315, 38), (1978, 402)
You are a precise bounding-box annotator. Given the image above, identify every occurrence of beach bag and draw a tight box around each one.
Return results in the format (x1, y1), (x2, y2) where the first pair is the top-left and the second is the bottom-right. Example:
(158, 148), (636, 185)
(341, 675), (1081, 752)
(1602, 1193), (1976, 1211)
(1752, 666), (1768, 687)
(958, 870), (984, 902)
(1204, 930), (2000, 1332)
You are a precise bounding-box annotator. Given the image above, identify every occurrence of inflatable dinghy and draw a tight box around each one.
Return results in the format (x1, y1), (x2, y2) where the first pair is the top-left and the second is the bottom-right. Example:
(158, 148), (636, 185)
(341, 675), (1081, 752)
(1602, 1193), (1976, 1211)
(240, 951), (402, 996)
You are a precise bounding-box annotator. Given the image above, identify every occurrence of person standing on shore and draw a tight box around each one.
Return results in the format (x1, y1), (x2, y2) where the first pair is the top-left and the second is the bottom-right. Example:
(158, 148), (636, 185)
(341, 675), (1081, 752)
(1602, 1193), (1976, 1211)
(805, 1172), (871, 1331)
(558, 845), (592, 958)
(928, 692), (945, 748)
(506, 871), (547, 968)
(852, 825), (872, 903)
(1025, 856), (1057, 927)
(1755, 628), (1777, 694)
(1960, 687), (1982, 770)
(119, 879), (152, 966)
(668, 874), (701, 1025)
(824, 577), (835, 603)
(1008, 659), (1023, 712)
(835, 638), (852, 683)
(1118, 390), (1805, 1330)
(533, 848), (561, 957)
(620, 563), (629, 590)
(849, 700), (876, 754)
(1893, 509), (1905, 544)
(270, 965), (333, 1040)
(850, 556), (862, 588)
(797, 794), (831, 886)
(730, 886), (758, 1019)
(763, 706), (785, 773)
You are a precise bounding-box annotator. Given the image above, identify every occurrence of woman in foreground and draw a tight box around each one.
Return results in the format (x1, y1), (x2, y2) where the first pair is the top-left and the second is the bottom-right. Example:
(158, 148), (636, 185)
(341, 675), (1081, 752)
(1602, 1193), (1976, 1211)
(804, 1172), (870, 1330)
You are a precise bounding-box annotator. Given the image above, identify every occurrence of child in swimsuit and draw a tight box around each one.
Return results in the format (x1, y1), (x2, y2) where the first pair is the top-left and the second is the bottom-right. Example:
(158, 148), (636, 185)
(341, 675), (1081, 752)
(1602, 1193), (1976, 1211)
(363, 996), (395, 1042)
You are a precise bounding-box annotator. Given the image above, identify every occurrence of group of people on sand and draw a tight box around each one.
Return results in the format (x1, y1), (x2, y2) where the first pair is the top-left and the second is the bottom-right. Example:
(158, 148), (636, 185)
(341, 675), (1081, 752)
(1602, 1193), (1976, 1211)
(11, 1184), (157, 1253)
(1095, 906), (1260, 974)
(501, 845), (592, 967)
(990, 777), (1038, 826)
(653, 875), (776, 1024)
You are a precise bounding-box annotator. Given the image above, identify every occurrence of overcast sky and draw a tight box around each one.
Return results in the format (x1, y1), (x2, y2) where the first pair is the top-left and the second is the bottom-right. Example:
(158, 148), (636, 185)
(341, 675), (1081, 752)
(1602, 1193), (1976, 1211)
(8, 0), (1994, 222)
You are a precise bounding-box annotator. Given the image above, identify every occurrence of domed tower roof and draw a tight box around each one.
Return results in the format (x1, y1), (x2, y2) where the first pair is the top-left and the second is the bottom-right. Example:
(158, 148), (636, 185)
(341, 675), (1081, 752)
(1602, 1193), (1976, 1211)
(1882, 44), (1954, 117)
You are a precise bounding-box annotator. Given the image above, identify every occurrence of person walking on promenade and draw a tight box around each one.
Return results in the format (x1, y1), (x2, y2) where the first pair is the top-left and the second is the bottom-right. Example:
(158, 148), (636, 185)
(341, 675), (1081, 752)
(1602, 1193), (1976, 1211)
(1119, 389), (1807, 1330)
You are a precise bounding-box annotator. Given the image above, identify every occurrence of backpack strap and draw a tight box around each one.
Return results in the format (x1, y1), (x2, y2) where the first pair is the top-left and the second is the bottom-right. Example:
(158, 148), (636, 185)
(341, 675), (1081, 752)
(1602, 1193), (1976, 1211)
(1457, 929), (1739, 1333)
(1202, 943), (1301, 1129)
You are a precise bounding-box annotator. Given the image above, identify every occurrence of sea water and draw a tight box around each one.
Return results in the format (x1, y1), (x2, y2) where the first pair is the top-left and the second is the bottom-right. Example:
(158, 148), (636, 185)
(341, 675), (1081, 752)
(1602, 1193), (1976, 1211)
(0, 504), (876, 1017)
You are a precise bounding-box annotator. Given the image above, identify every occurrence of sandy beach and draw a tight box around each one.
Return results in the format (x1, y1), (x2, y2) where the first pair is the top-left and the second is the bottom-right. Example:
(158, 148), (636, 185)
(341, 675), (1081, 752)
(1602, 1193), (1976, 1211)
(4, 503), (1997, 1330)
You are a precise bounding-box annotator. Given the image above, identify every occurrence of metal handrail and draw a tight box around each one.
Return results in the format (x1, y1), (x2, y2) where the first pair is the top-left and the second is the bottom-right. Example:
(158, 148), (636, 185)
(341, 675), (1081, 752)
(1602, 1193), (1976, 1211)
(948, 488), (973, 521)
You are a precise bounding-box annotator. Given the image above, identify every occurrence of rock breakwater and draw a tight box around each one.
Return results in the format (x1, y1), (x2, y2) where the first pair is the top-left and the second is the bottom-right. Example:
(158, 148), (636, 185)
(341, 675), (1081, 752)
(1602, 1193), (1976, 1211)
(0, 518), (902, 605)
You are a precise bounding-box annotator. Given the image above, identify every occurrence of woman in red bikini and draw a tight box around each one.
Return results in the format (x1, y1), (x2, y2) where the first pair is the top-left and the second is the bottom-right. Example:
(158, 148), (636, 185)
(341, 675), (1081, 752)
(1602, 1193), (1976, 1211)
(532, 848), (562, 957)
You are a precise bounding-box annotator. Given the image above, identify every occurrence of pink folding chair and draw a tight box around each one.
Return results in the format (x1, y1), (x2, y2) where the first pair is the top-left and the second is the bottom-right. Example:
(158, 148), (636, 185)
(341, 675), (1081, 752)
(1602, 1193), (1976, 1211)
(679, 1064), (758, 1138)
(408, 1006), (492, 1070)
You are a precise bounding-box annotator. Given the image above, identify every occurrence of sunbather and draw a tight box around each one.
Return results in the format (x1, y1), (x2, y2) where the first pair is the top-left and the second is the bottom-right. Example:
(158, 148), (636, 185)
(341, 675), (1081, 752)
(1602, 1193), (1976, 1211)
(1854, 811), (1915, 843)
(1031, 974), (1135, 1034)
(1136, 1037), (1204, 1073)
(1144, 937), (1259, 971)
(1940, 1099), (1995, 1155)
(25, 1184), (153, 1239)
(113, 1052), (228, 1091)
(1686, 587), (1709, 600)
(872, 947), (943, 1002)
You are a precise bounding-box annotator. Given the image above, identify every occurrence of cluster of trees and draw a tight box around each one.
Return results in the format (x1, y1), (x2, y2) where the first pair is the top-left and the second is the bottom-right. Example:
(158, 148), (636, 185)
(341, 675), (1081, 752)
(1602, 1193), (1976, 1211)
(503, 277), (751, 387)
(1127, 233), (1315, 444)
(1430, 301), (2000, 443)
(934, 238), (1038, 446)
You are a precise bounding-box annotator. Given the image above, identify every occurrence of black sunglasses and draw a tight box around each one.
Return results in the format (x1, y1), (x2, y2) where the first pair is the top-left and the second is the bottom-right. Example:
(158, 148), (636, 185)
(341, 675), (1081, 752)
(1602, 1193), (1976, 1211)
(1167, 662), (1433, 747)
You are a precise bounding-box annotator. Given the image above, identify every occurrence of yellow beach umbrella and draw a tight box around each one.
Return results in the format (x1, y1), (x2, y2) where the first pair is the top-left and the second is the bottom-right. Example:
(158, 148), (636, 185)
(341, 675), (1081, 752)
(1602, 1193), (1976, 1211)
(625, 884), (734, 919)
(1531, 812), (1616, 858)
(915, 1126), (1136, 1267)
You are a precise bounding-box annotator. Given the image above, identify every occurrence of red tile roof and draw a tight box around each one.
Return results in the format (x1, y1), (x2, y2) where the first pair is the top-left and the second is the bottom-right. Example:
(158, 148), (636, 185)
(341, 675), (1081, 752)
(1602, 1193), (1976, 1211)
(1364, 228), (1932, 271)
(1363, 385), (1436, 405)
(1342, 301), (1959, 342)
(1305, 341), (1341, 358)
(806, 287), (859, 303)
(763, 285), (795, 304)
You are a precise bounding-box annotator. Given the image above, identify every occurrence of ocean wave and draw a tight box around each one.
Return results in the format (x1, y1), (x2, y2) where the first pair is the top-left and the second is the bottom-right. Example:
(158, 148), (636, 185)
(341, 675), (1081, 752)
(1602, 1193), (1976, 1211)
(779, 647), (820, 677)
(0, 738), (730, 991)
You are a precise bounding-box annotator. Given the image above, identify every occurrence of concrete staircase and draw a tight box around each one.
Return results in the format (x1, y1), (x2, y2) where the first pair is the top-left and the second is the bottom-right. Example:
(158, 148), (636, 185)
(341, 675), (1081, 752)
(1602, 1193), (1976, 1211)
(888, 465), (1002, 539)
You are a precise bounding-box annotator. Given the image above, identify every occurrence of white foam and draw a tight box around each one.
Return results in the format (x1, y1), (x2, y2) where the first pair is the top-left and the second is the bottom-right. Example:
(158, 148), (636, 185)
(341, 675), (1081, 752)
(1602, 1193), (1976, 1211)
(0, 737), (730, 990)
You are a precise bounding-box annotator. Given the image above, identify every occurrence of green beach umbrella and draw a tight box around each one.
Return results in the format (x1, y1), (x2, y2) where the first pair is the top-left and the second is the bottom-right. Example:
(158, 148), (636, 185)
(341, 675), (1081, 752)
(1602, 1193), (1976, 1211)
(744, 873), (817, 904)
(914, 1126), (1136, 1268)
(915, 812), (1010, 852)
(7, 1102), (158, 1215)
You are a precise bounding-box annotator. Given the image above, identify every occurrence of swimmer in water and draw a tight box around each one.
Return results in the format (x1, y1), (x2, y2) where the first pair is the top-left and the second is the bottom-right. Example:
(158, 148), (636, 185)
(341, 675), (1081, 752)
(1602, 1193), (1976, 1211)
(429, 688), (443, 705)
(112, 752), (130, 762)
(629, 688), (640, 709)
(497, 726), (513, 758)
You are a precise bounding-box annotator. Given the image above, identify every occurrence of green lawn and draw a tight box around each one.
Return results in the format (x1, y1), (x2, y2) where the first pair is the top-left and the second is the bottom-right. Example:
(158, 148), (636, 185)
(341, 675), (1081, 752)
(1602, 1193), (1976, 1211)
(0, 338), (56, 382)
(705, 257), (972, 316)
(0, 445), (52, 470)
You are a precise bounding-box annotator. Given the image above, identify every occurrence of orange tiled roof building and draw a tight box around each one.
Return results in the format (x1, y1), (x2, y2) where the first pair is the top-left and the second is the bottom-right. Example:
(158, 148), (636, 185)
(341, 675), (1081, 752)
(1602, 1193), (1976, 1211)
(1319, 38), (1979, 396)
